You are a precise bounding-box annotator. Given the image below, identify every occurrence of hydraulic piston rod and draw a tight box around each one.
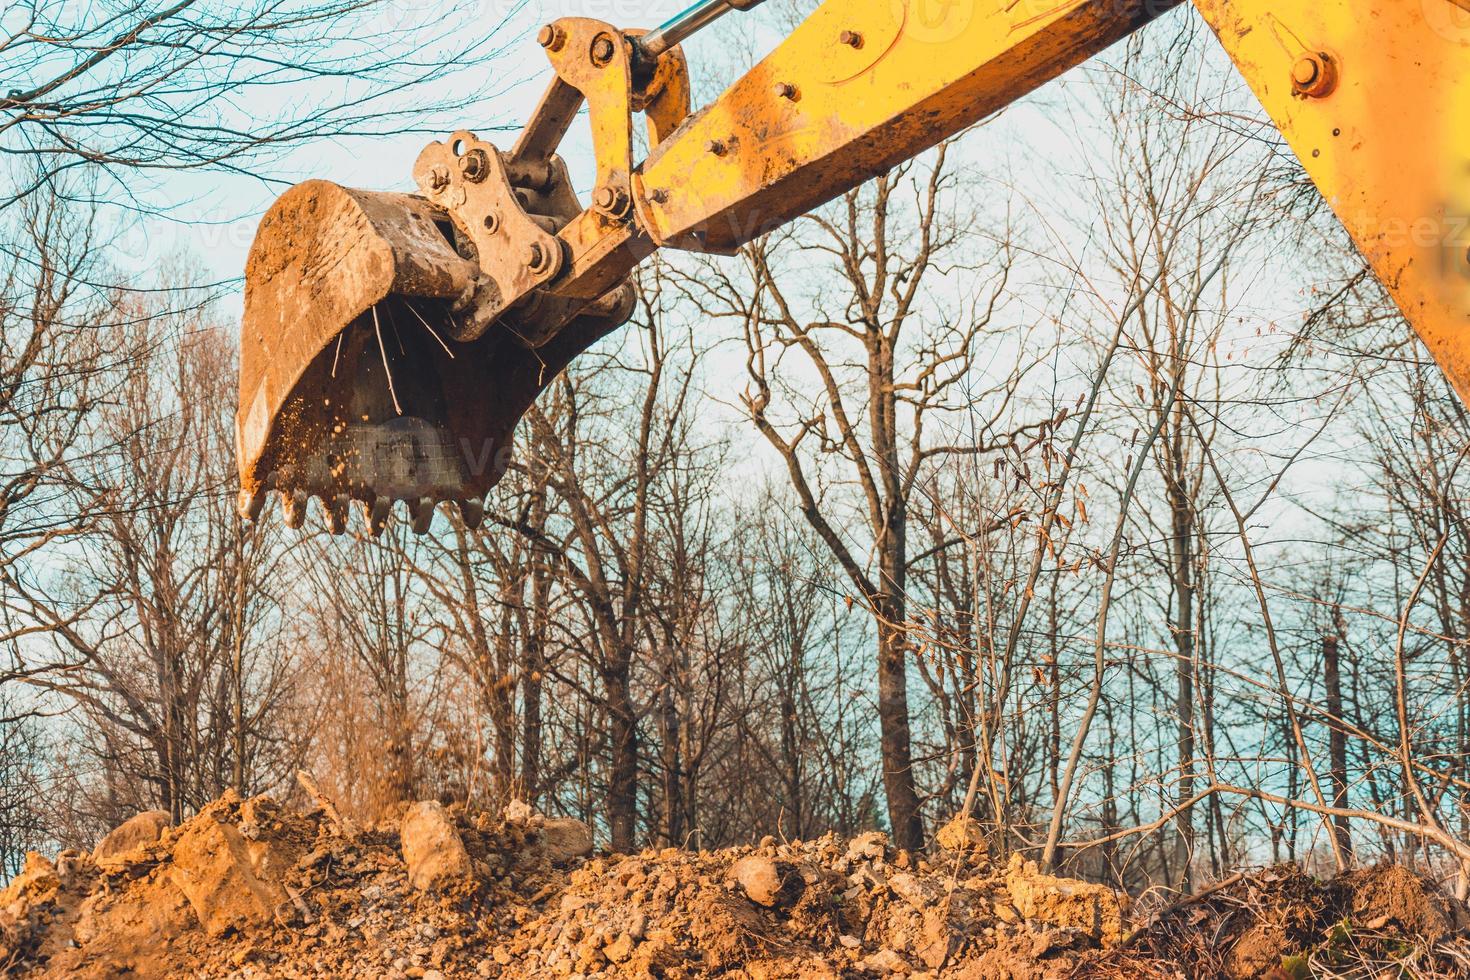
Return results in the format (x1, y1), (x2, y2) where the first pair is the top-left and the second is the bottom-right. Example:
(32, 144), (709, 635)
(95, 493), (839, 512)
(634, 0), (766, 61)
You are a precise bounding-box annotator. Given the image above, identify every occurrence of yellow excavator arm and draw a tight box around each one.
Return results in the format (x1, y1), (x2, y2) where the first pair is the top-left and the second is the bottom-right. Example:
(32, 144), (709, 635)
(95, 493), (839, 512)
(238, 0), (1470, 533)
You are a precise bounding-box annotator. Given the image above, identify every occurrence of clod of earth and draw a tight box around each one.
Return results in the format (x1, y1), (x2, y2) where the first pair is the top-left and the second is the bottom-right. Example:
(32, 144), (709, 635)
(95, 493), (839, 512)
(92, 810), (171, 867)
(401, 801), (475, 896)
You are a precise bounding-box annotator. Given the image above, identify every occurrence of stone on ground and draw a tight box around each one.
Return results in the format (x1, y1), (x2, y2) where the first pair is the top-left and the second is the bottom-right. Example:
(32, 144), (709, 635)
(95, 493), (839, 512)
(729, 855), (804, 908)
(934, 813), (987, 854)
(537, 817), (594, 864)
(167, 810), (295, 936)
(1004, 853), (1123, 944)
(400, 800), (475, 895)
(93, 811), (171, 866)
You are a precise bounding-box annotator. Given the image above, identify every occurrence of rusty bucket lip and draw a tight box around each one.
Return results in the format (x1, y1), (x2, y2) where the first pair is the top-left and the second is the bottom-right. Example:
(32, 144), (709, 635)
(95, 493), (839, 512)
(237, 181), (640, 534)
(237, 180), (476, 503)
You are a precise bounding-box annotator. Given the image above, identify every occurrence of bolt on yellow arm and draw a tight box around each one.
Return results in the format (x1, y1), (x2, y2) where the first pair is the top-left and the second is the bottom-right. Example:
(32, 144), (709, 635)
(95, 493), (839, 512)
(1192, 0), (1470, 401)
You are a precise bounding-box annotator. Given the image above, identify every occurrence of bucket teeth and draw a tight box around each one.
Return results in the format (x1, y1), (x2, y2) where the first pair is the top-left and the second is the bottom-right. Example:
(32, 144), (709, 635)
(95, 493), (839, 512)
(282, 490), (309, 530)
(240, 488), (268, 522)
(365, 497), (391, 538)
(458, 498), (485, 531)
(326, 495), (350, 535)
(409, 496), (435, 535)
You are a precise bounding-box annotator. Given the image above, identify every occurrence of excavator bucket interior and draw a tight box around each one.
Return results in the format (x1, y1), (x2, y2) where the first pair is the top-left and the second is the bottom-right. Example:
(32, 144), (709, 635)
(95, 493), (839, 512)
(237, 179), (630, 535)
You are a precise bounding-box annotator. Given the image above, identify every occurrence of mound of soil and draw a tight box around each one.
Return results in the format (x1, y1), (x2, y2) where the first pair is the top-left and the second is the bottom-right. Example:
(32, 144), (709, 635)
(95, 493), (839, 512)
(0, 789), (1123, 978)
(3, 787), (1468, 979)
(1094, 862), (1470, 979)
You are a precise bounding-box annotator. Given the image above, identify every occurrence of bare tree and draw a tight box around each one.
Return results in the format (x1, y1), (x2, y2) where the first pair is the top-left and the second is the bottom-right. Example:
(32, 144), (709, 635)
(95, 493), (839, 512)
(7, 288), (295, 823)
(0, 0), (516, 213)
(489, 270), (706, 850)
(0, 695), (47, 877)
(298, 524), (440, 818)
(680, 140), (1055, 850)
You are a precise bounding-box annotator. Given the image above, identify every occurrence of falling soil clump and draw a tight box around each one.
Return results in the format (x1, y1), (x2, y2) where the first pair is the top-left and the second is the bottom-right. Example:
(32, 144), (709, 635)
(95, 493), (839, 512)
(4, 791), (1469, 978)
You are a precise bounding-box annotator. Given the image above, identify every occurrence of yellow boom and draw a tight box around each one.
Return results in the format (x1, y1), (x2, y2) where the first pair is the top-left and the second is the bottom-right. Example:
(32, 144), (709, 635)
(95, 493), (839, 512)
(238, 0), (1470, 532)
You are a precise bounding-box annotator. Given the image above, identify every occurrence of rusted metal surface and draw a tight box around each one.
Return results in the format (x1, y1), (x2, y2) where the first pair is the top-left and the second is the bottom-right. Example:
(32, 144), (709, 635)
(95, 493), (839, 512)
(412, 131), (567, 341)
(238, 181), (475, 517)
(237, 179), (633, 534)
(630, 29), (691, 148)
(534, 18), (659, 307)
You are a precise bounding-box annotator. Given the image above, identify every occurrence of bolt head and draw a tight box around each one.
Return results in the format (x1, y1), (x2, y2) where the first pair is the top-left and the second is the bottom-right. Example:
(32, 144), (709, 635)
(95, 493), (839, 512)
(839, 30), (863, 47)
(590, 34), (616, 67)
(458, 149), (489, 182)
(1292, 56), (1321, 87)
(483, 211), (500, 234)
(428, 164), (450, 191)
(527, 243), (546, 269)
(1291, 52), (1337, 98)
(774, 82), (798, 101)
(538, 24), (566, 51)
(593, 184), (630, 219)
(706, 139), (727, 157)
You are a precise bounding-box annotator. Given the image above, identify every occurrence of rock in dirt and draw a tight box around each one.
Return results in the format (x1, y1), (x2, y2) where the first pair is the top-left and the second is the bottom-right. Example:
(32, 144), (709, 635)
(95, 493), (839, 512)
(503, 799), (535, 824)
(729, 855), (804, 908)
(888, 870), (941, 911)
(93, 810), (171, 865)
(2, 853), (61, 914)
(861, 947), (911, 974)
(0, 854), (62, 967)
(848, 831), (889, 863)
(537, 817), (593, 864)
(935, 814), (986, 854)
(168, 808), (297, 936)
(400, 800), (475, 895)
(1005, 854), (1122, 944)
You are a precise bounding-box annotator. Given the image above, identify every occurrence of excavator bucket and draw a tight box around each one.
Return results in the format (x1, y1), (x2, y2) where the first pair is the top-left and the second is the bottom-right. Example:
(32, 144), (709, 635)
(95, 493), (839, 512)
(237, 180), (630, 534)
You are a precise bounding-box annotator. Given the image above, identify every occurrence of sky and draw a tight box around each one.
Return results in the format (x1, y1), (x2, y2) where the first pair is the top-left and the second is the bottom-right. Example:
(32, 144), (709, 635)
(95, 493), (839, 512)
(106, 0), (804, 313)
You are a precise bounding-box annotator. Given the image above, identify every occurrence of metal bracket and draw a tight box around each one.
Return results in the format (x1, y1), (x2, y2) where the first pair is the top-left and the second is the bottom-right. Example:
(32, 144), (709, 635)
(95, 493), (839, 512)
(409, 19), (691, 348)
(412, 131), (566, 341)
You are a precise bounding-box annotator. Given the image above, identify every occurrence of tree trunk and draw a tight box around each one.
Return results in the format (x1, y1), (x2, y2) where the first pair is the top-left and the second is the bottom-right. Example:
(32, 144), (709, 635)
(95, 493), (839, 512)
(1167, 419), (1196, 892)
(876, 599), (924, 851)
(606, 655), (639, 851)
(1323, 634), (1352, 861)
(659, 643), (683, 846)
(520, 489), (550, 805)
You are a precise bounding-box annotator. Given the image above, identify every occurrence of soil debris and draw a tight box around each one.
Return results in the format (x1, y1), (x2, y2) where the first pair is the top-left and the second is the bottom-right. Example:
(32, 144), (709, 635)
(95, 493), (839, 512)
(1092, 862), (1470, 979)
(4, 793), (1469, 978)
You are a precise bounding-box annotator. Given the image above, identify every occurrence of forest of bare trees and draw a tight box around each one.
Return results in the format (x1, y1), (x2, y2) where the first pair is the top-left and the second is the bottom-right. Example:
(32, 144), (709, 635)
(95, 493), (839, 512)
(4, 1), (1470, 904)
